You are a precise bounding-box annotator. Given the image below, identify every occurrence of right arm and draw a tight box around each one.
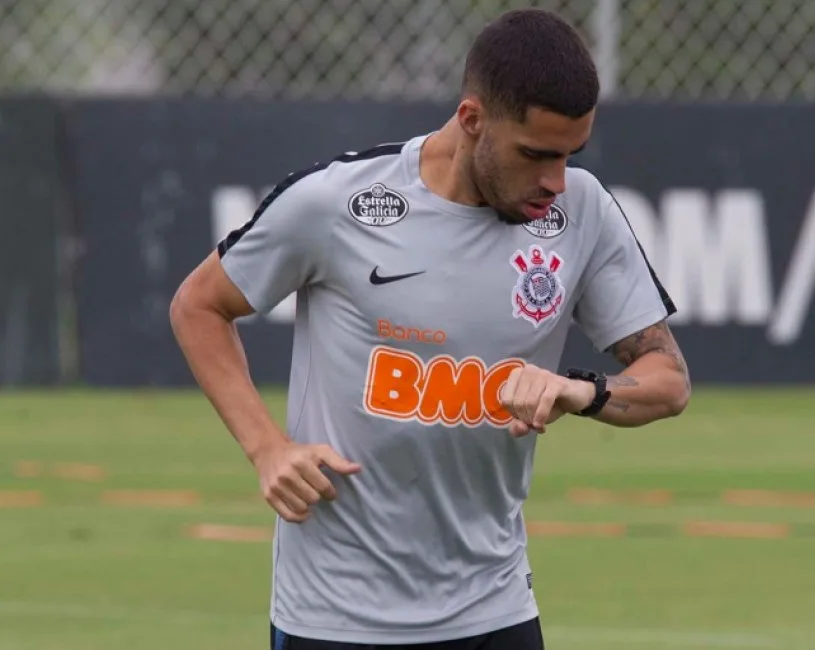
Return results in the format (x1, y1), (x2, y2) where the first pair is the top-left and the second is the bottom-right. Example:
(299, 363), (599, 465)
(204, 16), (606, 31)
(170, 252), (360, 522)
(170, 173), (360, 522)
(169, 250), (291, 465)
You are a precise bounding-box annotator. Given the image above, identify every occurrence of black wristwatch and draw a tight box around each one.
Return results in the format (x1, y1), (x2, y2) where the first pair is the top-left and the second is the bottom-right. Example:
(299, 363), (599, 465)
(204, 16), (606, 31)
(565, 368), (612, 417)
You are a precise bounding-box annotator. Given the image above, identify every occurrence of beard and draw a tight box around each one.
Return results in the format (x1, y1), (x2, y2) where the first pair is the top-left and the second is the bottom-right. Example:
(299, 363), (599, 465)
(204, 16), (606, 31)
(470, 136), (533, 225)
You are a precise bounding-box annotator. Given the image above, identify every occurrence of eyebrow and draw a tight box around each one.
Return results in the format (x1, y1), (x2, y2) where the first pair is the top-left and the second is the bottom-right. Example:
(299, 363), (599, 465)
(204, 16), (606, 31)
(521, 142), (588, 158)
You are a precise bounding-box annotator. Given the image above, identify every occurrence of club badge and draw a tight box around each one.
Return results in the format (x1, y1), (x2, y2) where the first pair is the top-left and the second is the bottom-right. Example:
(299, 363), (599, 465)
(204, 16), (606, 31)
(510, 245), (565, 328)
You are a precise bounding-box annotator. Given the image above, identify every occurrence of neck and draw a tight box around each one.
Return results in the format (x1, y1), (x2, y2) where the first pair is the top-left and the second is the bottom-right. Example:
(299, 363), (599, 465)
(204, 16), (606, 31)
(419, 118), (486, 207)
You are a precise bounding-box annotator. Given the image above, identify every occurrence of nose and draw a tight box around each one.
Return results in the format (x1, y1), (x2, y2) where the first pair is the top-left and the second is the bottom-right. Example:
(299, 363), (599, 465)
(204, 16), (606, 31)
(540, 160), (567, 196)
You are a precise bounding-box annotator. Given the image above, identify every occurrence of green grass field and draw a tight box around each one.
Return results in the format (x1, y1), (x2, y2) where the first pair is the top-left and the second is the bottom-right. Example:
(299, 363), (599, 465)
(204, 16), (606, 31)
(1, 387), (814, 650)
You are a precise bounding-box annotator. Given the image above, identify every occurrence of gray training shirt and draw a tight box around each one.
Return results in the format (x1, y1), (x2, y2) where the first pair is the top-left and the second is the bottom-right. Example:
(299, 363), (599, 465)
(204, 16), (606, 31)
(218, 133), (676, 644)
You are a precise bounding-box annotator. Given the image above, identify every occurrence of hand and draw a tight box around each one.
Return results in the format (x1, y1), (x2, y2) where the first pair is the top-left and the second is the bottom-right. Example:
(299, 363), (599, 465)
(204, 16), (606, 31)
(500, 365), (595, 437)
(252, 442), (362, 523)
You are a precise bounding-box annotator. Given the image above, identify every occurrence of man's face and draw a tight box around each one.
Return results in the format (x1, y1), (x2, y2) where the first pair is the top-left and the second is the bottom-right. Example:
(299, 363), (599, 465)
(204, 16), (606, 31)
(463, 102), (595, 224)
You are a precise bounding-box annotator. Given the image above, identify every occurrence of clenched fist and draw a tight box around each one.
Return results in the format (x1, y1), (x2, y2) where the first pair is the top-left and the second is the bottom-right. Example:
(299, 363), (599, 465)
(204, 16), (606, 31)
(252, 442), (361, 523)
(500, 365), (595, 437)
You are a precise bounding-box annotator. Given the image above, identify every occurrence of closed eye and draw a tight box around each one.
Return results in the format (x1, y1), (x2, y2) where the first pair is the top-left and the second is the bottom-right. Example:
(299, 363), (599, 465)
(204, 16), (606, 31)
(519, 147), (557, 161)
(519, 142), (587, 161)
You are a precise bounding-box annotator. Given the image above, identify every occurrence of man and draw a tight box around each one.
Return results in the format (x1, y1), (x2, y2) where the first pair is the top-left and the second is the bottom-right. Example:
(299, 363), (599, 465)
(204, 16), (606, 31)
(170, 8), (691, 650)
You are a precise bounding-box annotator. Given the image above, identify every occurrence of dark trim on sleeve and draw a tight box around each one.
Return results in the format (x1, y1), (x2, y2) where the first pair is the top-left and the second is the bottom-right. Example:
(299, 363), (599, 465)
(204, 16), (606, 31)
(217, 163), (324, 258)
(567, 161), (677, 318)
(606, 189), (677, 317)
(217, 142), (406, 258)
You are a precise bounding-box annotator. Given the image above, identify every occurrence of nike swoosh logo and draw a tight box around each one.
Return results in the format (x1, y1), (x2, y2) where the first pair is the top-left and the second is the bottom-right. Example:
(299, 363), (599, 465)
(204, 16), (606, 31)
(369, 267), (426, 285)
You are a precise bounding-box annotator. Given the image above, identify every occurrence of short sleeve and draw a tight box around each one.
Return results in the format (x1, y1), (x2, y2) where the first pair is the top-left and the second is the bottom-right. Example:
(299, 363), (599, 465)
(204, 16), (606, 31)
(217, 166), (330, 314)
(574, 192), (676, 352)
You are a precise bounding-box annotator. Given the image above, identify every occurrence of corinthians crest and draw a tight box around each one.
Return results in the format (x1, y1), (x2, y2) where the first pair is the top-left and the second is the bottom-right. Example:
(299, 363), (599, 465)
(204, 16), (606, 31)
(510, 245), (565, 328)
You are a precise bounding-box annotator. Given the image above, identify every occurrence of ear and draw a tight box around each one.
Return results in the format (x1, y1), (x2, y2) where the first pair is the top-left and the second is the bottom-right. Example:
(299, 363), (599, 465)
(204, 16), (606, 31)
(456, 98), (485, 138)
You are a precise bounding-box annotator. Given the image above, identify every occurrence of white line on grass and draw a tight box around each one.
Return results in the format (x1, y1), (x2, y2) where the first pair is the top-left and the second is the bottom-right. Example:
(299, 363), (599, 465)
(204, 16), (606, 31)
(0, 602), (811, 649)
(0, 601), (257, 623)
(546, 625), (787, 648)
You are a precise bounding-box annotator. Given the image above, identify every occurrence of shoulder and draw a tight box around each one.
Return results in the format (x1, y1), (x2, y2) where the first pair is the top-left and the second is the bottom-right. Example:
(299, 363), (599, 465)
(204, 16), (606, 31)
(245, 141), (408, 222)
(274, 142), (408, 199)
(560, 166), (615, 227)
(217, 142), (409, 256)
(564, 165), (607, 196)
(324, 142), (408, 177)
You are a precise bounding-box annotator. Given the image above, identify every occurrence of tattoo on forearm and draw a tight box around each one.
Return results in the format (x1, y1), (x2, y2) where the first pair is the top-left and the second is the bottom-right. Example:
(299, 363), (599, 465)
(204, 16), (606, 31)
(603, 376), (637, 414)
(608, 375), (639, 387)
(607, 400), (630, 413)
(607, 321), (690, 388)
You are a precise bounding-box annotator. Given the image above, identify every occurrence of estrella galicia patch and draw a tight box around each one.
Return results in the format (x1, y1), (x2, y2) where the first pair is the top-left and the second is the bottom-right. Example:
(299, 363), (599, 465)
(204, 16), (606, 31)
(522, 204), (568, 238)
(348, 183), (409, 226)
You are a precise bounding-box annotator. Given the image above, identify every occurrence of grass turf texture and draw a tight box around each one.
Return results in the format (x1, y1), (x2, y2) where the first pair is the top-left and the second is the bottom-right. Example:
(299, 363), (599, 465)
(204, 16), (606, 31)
(1, 387), (814, 650)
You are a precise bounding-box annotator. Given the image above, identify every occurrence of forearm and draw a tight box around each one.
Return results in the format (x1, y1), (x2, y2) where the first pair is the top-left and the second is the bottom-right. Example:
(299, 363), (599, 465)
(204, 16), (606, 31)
(586, 319), (692, 427)
(170, 300), (290, 462)
(591, 355), (690, 427)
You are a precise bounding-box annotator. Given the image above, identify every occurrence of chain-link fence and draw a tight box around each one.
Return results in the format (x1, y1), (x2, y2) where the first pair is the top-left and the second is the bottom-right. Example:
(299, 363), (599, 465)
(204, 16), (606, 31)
(1, 0), (814, 101)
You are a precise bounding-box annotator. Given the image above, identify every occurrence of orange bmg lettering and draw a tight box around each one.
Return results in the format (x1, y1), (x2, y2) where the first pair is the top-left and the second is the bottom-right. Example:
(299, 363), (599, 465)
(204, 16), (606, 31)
(364, 346), (524, 427)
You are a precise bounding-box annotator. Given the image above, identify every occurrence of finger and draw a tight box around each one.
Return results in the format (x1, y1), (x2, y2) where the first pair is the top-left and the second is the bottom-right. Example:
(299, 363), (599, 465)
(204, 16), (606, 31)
(272, 482), (310, 517)
(518, 373), (547, 425)
(508, 367), (542, 424)
(509, 418), (531, 438)
(532, 385), (559, 430)
(287, 473), (323, 506)
(500, 367), (523, 411)
(301, 463), (338, 501)
(316, 446), (362, 475)
(265, 492), (308, 523)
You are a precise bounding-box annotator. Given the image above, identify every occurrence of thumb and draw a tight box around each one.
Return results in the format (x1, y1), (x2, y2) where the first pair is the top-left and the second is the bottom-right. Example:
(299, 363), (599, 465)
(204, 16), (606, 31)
(317, 446), (362, 475)
(547, 404), (566, 424)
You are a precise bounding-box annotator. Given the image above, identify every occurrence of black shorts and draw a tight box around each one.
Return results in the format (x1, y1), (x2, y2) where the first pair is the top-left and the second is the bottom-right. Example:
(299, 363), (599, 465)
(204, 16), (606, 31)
(271, 618), (544, 650)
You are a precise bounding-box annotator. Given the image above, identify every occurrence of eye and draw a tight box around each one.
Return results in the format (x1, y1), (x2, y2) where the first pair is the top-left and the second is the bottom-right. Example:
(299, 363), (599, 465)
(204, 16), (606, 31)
(519, 147), (562, 161)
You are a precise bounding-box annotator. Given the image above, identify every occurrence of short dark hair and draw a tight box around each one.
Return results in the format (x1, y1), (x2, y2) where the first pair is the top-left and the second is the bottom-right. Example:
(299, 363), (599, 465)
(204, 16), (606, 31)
(462, 9), (599, 121)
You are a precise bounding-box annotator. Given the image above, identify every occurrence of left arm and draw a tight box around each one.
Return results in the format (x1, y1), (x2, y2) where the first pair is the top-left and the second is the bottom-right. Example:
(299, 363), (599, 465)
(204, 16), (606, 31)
(501, 180), (691, 435)
(498, 318), (690, 436)
(566, 182), (691, 427)
(593, 319), (691, 427)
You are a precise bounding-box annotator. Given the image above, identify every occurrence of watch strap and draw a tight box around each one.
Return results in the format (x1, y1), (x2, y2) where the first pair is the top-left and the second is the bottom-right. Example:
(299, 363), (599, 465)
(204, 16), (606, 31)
(565, 368), (612, 416)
